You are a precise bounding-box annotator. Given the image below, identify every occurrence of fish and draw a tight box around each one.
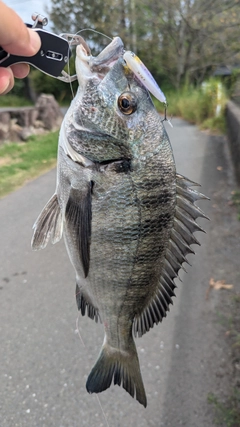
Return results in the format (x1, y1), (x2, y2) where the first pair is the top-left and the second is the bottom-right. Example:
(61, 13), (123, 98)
(31, 36), (208, 408)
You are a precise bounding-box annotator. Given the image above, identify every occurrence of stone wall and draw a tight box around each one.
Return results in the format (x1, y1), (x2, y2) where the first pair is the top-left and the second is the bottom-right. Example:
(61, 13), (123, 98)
(0, 94), (63, 143)
(226, 101), (240, 185)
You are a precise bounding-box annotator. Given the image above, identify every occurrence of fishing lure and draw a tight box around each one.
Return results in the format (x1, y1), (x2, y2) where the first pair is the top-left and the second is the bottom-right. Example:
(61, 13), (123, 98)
(123, 51), (173, 126)
(123, 51), (167, 104)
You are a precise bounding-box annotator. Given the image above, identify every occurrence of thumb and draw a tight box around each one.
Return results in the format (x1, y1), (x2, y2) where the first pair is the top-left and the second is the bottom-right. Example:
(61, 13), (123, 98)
(0, 2), (41, 56)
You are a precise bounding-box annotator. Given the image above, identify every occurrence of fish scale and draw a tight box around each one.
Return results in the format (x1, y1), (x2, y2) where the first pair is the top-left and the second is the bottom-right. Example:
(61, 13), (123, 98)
(31, 37), (208, 408)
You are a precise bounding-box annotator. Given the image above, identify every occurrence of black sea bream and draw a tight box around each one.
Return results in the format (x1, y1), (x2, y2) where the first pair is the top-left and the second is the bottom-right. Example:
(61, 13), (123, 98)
(32, 37), (208, 407)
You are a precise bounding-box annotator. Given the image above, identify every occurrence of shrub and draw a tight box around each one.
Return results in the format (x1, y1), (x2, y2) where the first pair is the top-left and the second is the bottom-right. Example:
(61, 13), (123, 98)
(154, 78), (228, 133)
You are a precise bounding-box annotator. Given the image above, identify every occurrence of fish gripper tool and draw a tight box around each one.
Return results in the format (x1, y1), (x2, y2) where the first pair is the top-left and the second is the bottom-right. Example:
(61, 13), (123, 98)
(0, 13), (82, 82)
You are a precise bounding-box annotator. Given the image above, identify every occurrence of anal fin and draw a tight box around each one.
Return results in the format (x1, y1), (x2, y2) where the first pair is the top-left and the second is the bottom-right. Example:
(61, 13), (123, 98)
(76, 284), (100, 323)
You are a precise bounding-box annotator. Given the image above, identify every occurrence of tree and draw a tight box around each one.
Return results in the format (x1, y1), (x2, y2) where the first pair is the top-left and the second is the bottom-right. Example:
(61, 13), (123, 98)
(158, 0), (240, 87)
(46, 0), (240, 90)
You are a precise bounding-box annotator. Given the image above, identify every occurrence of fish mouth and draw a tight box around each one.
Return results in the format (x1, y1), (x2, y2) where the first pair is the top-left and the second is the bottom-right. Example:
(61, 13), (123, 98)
(75, 36), (124, 85)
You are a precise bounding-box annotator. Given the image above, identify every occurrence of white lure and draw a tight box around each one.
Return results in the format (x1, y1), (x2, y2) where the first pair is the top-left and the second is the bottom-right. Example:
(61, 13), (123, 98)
(123, 51), (167, 104)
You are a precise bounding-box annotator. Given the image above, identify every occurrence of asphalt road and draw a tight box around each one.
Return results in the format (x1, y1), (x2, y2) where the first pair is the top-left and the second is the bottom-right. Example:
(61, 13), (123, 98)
(0, 118), (237, 427)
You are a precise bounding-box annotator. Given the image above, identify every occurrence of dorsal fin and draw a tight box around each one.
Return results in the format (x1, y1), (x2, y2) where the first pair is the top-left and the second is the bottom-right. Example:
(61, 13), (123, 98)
(133, 173), (209, 338)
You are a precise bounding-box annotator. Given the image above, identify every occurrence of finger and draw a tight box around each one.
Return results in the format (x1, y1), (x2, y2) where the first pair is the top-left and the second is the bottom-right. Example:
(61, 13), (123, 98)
(0, 67), (14, 95)
(11, 63), (30, 79)
(0, 2), (41, 56)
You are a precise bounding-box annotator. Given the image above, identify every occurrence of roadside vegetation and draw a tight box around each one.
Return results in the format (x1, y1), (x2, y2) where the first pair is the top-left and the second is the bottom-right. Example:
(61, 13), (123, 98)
(0, 94), (33, 107)
(207, 389), (240, 427)
(155, 78), (228, 134)
(0, 76), (232, 199)
(232, 191), (240, 221)
(0, 131), (58, 198)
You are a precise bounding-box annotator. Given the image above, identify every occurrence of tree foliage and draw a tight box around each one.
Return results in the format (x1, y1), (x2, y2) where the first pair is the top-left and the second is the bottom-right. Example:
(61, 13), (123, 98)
(31, 0), (240, 99)
(157, 0), (240, 87)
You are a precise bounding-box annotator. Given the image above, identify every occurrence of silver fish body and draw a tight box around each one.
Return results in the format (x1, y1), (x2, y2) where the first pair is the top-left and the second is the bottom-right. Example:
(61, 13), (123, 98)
(32, 37), (208, 407)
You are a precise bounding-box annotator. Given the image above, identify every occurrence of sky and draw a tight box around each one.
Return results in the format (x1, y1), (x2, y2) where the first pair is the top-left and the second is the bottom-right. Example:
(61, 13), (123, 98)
(6, 0), (50, 28)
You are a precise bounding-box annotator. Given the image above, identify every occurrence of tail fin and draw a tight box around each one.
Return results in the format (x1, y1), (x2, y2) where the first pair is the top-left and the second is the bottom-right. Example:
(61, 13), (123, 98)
(86, 340), (147, 407)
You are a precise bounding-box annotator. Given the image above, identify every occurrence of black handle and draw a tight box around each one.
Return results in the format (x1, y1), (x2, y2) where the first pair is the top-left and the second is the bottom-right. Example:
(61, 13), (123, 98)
(0, 28), (71, 78)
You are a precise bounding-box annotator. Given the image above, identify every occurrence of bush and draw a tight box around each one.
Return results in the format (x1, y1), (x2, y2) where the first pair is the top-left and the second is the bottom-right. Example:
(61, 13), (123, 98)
(0, 94), (33, 107)
(155, 78), (228, 133)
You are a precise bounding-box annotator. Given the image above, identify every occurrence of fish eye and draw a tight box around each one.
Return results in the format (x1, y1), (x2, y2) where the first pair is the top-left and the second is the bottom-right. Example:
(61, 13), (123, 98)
(118, 92), (137, 115)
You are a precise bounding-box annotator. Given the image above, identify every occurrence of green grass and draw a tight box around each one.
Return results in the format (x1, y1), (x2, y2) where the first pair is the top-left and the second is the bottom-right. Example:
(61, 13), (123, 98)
(207, 390), (240, 427)
(0, 131), (58, 198)
(0, 94), (33, 107)
(154, 79), (228, 134)
(199, 116), (226, 134)
(232, 191), (240, 221)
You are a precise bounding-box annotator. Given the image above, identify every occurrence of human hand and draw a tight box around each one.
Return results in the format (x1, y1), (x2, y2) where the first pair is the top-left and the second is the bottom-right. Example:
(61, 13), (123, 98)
(0, 1), (41, 95)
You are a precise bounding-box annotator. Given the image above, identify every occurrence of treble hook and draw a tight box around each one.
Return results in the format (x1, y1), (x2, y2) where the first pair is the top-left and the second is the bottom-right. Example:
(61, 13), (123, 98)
(161, 103), (173, 128)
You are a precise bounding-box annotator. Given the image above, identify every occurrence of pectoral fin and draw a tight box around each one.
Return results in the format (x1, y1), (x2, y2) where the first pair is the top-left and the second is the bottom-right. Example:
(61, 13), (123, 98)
(31, 194), (63, 250)
(65, 183), (92, 277)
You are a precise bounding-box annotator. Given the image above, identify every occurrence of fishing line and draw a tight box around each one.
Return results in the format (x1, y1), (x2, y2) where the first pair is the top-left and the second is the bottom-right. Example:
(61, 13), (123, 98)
(96, 395), (110, 427)
(76, 313), (86, 348)
(76, 312), (110, 427)
(65, 43), (75, 100)
(74, 28), (112, 42)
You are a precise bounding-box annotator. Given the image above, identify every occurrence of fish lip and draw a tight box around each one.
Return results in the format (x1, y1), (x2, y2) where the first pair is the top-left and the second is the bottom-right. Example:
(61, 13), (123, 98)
(91, 37), (124, 67)
(76, 37), (124, 83)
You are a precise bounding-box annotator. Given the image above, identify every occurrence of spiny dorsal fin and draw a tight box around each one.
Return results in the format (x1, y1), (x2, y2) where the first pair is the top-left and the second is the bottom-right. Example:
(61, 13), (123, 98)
(31, 193), (63, 250)
(133, 173), (209, 337)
